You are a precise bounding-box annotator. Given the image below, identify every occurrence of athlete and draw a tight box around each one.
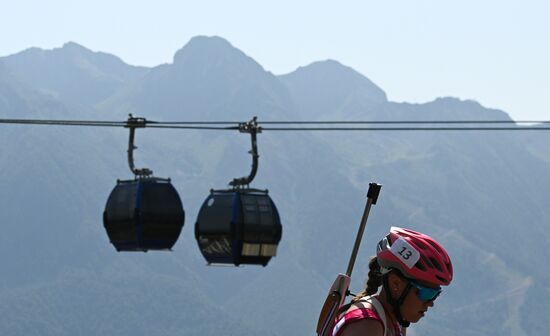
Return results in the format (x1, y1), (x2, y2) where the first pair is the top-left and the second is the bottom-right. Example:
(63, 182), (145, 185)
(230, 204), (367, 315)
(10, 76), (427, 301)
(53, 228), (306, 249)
(332, 227), (453, 336)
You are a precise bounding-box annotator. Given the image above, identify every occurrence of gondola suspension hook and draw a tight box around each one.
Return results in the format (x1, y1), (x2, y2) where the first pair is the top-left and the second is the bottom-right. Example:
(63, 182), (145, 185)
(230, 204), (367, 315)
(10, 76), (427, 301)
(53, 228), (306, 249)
(125, 114), (153, 178)
(229, 116), (262, 189)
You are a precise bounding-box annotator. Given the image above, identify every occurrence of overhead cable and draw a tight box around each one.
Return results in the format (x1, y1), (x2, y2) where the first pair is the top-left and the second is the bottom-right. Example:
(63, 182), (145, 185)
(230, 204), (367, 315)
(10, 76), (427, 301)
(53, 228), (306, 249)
(261, 126), (550, 131)
(0, 118), (125, 127)
(257, 120), (550, 125)
(1, 117), (550, 131)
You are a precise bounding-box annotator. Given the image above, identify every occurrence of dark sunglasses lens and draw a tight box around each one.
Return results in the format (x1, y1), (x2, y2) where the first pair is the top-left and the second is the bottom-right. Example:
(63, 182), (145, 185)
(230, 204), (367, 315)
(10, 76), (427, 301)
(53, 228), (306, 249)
(418, 287), (441, 301)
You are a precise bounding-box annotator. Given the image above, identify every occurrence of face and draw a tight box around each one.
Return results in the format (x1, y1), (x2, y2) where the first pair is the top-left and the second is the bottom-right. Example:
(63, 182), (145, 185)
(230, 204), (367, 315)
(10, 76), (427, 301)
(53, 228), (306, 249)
(389, 274), (441, 323)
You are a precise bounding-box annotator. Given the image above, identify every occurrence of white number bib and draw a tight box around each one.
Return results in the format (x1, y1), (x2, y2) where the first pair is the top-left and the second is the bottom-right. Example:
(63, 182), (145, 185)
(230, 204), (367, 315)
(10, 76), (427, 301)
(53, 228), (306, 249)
(390, 237), (420, 269)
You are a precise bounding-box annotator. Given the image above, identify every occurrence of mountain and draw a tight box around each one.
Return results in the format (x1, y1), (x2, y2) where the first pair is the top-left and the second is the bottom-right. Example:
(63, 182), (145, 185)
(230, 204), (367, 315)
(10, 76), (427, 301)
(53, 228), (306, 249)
(0, 36), (548, 335)
(279, 59), (387, 120)
(1, 42), (149, 108)
(0, 61), (29, 113)
(99, 36), (294, 120)
(0, 60), (74, 119)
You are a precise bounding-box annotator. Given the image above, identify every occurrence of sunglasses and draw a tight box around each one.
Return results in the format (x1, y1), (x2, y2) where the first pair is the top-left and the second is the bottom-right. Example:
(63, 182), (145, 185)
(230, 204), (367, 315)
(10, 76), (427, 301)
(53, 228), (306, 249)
(408, 280), (442, 302)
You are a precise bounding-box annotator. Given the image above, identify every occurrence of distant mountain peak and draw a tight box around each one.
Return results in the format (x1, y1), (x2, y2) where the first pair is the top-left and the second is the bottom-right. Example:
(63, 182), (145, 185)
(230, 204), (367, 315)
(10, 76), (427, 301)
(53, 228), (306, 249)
(422, 96), (512, 121)
(296, 59), (345, 70)
(174, 36), (237, 62)
(1, 42), (149, 107)
(61, 41), (89, 51)
(187, 35), (234, 49)
(279, 59), (388, 118)
(10, 42), (96, 61)
(289, 59), (382, 90)
(172, 35), (265, 72)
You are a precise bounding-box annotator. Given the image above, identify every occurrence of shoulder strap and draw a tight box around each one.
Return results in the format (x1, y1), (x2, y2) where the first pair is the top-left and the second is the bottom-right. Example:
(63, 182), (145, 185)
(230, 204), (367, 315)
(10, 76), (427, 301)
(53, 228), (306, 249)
(358, 296), (387, 336)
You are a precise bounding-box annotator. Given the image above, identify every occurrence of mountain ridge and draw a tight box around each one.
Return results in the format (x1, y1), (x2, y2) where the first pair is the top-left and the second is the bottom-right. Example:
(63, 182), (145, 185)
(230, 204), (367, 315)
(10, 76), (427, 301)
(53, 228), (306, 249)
(98, 35), (295, 120)
(1, 42), (149, 108)
(0, 35), (546, 336)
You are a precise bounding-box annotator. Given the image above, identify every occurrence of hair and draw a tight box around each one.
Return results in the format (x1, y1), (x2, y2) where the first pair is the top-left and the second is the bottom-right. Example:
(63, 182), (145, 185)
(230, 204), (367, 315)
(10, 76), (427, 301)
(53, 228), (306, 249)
(351, 256), (383, 303)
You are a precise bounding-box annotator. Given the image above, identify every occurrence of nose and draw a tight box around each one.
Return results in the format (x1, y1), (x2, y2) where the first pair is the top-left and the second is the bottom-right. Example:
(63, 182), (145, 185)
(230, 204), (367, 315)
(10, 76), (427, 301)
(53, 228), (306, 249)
(426, 300), (435, 308)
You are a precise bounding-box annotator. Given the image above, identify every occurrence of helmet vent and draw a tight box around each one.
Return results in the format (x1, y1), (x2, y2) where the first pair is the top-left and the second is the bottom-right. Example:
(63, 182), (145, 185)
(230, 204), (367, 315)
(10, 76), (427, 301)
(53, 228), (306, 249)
(421, 255), (433, 268)
(429, 257), (443, 272)
(436, 275), (448, 284)
(428, 240), (443, 253)
(416, 260), (427, 271)
(415, 241), (427, 250)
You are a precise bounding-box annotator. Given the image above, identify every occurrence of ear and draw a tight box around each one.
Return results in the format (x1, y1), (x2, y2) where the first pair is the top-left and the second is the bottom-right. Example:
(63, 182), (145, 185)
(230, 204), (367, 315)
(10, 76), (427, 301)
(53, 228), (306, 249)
(387, 272), (407, 294)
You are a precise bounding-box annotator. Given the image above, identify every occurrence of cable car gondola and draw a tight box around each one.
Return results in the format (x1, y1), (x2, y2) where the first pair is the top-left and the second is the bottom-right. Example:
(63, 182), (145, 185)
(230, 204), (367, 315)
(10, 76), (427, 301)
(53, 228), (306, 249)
(195, 117), (282, 266)
(196, 188), (282, 266)
(103, 116), (185, 252)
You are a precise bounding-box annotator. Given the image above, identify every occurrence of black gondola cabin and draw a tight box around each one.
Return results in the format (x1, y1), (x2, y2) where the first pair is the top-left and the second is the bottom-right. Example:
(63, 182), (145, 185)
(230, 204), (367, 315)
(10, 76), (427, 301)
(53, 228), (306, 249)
(103, 178), (185, 251)
(195, 189), (282, 266)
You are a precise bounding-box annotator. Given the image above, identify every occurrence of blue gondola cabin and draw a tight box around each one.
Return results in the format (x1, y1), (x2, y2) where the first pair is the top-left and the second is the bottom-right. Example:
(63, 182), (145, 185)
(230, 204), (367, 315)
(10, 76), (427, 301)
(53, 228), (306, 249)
(103, 178), (185, 251)
(195, 189), (282, 266)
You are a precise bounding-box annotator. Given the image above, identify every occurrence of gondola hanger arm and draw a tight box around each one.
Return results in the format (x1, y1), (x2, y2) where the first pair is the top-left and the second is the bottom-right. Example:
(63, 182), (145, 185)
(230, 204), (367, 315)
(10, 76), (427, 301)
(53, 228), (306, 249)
(125, 114), (153, 178)
(229, 117), (262, 188)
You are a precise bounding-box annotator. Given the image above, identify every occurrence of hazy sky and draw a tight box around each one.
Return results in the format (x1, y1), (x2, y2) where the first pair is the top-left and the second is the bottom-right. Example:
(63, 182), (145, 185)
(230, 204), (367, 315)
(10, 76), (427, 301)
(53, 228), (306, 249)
(1, 0), (548, 120)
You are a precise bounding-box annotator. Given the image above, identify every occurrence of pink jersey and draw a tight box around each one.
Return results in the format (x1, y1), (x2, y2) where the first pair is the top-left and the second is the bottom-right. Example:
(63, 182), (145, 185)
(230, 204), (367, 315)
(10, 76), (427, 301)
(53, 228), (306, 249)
(332, 305), (403, 336)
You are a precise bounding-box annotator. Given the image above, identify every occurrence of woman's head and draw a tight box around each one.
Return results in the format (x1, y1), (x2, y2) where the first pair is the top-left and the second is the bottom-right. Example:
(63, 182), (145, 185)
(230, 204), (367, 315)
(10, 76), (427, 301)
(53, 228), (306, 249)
(376, 227), (453, 286)
(365, 227), (453, 326)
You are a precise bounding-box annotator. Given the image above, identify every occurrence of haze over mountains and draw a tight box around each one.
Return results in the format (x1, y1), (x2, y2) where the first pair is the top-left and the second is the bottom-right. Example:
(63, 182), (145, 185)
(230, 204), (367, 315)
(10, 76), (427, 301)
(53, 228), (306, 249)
(0, 36), (548, 336)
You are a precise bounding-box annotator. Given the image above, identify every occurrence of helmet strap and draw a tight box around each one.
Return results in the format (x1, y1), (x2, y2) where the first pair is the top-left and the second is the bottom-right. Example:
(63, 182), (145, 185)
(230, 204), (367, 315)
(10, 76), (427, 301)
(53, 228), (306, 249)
(382, 273), (412, 328)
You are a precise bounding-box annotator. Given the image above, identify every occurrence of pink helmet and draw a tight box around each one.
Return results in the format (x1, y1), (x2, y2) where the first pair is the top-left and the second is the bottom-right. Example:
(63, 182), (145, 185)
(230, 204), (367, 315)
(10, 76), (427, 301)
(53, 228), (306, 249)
(376, 227), (453, 286)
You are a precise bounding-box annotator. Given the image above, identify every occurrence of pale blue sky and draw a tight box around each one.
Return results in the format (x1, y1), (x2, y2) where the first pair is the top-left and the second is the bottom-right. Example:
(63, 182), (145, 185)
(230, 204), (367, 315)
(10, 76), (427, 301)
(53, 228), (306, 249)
(1, 0), (548, 120)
